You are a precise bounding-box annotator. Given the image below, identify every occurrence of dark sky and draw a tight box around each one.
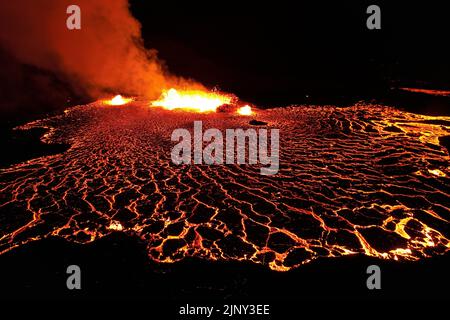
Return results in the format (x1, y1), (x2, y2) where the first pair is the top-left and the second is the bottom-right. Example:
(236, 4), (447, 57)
(130, 1), (450, 105)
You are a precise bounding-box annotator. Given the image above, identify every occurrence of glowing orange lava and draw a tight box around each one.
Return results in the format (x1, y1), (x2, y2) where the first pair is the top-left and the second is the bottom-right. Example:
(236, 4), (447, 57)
(237, 105), (253, 116)
(151, 88), (233, 113)
(428, 169), (447, 177)
(103, 95), (133, 106)
(2, 103), (450, 272)
(399, 87), (450, 97)
(107, 221), (124, 231)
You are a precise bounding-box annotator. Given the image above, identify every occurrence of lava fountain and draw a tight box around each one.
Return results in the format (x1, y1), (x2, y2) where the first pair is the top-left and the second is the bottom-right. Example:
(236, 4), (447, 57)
(151, 88), (234, 113)
(237, 105), (253, 116)
(103, 95), (133, 106)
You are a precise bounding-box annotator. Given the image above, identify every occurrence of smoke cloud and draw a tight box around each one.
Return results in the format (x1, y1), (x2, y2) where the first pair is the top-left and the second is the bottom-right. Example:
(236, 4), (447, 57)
(0, 0), (195, 111)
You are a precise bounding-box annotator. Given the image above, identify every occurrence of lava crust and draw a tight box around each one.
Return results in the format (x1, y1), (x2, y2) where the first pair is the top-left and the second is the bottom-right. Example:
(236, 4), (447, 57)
(1, 101), (450, 271)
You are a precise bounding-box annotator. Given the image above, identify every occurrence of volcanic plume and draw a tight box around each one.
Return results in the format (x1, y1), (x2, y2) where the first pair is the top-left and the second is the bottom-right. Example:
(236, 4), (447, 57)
(0, 0), (200, 113)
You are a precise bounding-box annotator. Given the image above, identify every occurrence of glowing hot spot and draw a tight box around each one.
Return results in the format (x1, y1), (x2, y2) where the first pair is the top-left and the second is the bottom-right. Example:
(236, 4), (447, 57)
(151, 88), (232, 113)
(428, 169), (446, 177)
(107, 221), (123, 231)
(104, 95), (133, 106)
(237, 105), (253, 116)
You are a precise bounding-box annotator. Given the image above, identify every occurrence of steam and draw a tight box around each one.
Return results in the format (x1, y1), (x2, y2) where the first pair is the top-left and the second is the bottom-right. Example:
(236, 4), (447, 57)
(0, 0), (195, 104)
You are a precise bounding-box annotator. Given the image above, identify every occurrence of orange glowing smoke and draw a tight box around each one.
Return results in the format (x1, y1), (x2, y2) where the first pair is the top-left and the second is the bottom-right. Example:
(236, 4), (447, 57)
(103, 95), (133, 106)
(151, 88), (233, 113)
(237, 105), (253, 116)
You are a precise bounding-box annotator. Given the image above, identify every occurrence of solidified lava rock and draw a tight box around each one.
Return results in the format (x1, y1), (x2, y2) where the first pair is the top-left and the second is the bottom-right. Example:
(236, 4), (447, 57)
(249, 119), (267, 126)
(1, 102), (450, 271)
(217, 104), (235, 113)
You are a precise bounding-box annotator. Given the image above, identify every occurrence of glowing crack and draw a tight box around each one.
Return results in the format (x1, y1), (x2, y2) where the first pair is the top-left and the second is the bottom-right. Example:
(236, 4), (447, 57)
(1, 101), (449, 271)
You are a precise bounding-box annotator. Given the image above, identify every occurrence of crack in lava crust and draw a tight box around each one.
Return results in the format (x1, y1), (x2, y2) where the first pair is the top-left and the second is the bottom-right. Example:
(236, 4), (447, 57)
(1, 102), (450, 271)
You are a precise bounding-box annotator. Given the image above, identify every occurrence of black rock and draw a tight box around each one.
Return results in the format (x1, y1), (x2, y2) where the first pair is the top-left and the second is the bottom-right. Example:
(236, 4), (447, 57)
(249, 119), (267, 126)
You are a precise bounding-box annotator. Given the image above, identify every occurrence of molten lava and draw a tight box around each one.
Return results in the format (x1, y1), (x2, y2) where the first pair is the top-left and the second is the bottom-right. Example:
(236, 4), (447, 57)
(151, 88), (233, 113)
(237, 105), (253, 116)
(104, 95), (133, 106)
(1, 102), (450, 271)
(399, 87), (450, 97)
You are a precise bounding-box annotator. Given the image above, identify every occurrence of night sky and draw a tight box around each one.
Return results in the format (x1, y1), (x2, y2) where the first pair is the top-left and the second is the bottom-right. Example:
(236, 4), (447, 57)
(130, 1), (450, 105)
